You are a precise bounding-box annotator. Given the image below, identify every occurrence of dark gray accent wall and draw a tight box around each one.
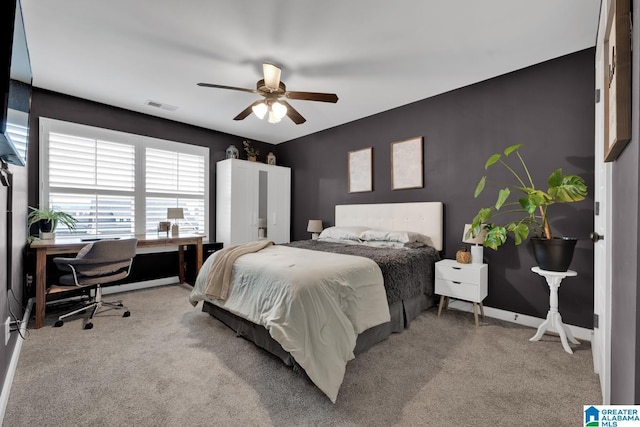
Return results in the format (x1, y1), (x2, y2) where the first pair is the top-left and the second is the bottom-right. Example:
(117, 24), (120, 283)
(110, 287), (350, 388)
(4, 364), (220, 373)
(610, 0), (639, 405)
(0, 162), (27, 401)
(278, 49), (595, 328)
(27, 88), (276, 237)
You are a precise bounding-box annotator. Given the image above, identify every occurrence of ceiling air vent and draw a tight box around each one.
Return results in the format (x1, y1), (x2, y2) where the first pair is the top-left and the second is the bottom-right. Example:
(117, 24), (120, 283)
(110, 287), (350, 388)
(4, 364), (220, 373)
(145, 100), (178, 111)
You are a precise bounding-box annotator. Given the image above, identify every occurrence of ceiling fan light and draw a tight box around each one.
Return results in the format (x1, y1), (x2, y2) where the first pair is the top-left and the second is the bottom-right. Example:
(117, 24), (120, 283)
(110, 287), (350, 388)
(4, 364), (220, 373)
(252, 102), (268, 119)
(267, 109), (281, 124)
(272, 101), (287, 119)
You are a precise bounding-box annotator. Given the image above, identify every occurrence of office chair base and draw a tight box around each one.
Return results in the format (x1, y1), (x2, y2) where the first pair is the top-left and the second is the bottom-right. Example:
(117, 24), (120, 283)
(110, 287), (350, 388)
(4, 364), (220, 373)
(54, 299), (130, 328)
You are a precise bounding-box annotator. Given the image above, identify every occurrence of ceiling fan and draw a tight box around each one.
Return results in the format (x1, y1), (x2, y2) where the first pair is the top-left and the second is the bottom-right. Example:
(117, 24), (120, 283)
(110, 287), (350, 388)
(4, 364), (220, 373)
(197, 63), (338, 125)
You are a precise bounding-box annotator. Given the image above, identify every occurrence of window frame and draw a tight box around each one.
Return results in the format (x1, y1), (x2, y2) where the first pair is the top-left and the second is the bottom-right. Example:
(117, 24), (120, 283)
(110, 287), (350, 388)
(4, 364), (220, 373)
(39, 117), (210, 238)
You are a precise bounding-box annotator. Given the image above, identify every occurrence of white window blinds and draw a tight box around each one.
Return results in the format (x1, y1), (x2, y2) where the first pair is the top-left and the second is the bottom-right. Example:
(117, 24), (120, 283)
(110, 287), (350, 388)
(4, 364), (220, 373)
(145, 148), (206, 234)
(49, 133), (135, 190)
(40, 118), (209, 237)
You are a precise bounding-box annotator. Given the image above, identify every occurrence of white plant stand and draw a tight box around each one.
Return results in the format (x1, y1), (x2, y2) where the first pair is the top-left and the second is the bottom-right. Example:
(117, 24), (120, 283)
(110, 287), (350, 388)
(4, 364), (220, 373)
(529, 266), (579, 354)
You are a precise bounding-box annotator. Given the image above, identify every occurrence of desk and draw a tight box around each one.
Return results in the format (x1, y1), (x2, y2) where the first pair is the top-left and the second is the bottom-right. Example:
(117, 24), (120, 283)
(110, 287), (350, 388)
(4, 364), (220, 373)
(30, 234), (204, 329)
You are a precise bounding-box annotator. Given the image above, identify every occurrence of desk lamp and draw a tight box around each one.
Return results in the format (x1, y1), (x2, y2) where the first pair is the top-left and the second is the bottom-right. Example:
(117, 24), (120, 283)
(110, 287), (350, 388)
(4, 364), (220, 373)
(307, 220), (323, 240)
(463, 223), (487, 264)
(167, 208), (184, 237)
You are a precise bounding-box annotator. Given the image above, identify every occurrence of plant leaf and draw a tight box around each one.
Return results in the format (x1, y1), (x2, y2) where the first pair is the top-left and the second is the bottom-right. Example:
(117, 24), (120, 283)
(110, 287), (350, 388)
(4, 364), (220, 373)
(519, 190), (551, 214)
(474, 176), (486, 198)
(495, 188), (510, 210)
(508, 223), (530, 245)
(484, 226), (507, 250)
(472, 208), (492, 229)
(547, 168), (563, 187)
(484, 154), (501, 170)
(548, 173), (588, 202)
(504, 143), (524, 156)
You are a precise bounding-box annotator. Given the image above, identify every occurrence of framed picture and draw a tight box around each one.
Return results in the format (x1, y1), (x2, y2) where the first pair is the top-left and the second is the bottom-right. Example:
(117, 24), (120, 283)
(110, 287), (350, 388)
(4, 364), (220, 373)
(391, 136), (423, 190)
(157, 221), (171, 236)
(348, 147), (373, 193)
(603, 0), (631, 162)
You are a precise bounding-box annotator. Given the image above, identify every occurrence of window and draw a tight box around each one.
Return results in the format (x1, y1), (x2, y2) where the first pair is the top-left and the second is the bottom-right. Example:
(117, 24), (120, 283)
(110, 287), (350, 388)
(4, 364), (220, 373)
(40, 118), (209, 237)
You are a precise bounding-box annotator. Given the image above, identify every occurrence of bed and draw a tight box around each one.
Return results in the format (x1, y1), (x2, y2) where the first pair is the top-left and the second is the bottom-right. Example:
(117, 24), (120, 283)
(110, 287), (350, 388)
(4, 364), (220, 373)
(189, 201), (443, 402)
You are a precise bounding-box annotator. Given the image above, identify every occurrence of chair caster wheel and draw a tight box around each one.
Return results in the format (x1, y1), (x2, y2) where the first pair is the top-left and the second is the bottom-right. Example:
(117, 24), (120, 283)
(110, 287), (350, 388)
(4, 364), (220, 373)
(84, 322), (93, 330)
(54, 320), (64, 328)
(123, 311), (131, 318)
(117, 303), (124, 307)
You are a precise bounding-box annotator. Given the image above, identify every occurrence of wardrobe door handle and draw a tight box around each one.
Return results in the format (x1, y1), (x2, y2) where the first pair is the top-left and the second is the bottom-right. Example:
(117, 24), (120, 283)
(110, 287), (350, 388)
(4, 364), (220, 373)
(452, 281), (461, 284)
(452, 267), (461, 270)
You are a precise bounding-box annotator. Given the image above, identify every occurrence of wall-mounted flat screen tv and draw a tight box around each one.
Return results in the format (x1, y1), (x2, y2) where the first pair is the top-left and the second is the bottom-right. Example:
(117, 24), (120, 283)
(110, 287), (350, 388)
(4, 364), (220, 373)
(0, 0), (32, 167)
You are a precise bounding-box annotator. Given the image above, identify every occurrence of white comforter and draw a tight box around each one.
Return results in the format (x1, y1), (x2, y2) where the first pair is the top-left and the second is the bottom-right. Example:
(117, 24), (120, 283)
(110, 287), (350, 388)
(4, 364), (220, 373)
(189, 244), (390, 402)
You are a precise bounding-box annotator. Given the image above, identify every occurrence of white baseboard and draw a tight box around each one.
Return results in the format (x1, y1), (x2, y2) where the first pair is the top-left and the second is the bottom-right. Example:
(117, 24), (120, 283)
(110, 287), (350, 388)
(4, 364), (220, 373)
(445, 299), (593, 342)
(0, 297), (33, 424)
(100, 277), (180, 295)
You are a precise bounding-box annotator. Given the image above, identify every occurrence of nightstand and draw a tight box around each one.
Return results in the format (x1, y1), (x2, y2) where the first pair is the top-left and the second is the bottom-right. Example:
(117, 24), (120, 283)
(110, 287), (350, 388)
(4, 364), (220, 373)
(435, 259), (488, 327)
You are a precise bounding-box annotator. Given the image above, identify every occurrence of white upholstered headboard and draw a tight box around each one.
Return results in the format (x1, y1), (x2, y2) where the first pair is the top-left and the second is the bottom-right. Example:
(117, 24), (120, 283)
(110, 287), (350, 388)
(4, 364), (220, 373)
(335, 202), (444, 251)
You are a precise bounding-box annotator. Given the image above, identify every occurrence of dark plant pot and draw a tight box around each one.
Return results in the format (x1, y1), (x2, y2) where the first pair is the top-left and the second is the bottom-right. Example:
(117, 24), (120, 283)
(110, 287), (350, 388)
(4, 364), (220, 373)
(38, 219), (55, 233)
(530, 237), (578, 272)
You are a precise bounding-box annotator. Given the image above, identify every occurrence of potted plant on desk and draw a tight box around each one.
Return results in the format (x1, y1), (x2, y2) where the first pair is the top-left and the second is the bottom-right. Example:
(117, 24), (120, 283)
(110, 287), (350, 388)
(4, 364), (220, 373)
(27, 206), (77, 240)
(467, 144), (587, 272)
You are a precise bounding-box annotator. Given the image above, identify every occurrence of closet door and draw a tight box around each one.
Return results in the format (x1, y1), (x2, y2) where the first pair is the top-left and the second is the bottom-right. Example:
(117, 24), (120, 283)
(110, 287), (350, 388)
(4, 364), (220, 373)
(230, 160), (256, 245)
(216, 159), (253, 247)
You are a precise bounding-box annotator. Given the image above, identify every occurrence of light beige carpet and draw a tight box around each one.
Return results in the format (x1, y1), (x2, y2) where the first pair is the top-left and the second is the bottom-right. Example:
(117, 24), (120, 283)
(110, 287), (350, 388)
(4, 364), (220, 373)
(4, 284), (601, 426)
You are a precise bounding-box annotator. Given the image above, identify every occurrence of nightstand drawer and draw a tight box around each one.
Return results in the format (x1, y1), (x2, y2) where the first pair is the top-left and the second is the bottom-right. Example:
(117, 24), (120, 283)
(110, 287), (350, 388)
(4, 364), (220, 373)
(435, 279), (480, 302)
(436, 263), (482, 284)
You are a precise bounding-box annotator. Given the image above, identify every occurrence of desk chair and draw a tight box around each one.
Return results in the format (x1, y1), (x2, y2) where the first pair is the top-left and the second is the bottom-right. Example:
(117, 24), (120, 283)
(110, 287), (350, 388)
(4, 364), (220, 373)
(52, 238), (137, 329)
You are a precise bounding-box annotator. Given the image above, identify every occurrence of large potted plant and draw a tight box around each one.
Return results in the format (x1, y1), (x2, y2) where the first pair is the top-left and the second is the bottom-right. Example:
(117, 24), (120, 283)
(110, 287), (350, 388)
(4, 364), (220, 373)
(468, 144), (587, 271)
(27, 206), (77, 240)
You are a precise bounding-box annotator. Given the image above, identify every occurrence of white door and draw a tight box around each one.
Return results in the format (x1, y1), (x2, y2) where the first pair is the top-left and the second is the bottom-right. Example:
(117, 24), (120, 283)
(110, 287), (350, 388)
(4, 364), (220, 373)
(592, 0), (612, 403)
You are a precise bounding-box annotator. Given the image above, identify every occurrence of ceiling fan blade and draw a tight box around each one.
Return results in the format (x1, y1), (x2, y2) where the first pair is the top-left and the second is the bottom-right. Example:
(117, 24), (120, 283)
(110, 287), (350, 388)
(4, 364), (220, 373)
(263, 64), (282, 91)
(280, 100), (306, 125)
(197, 82), (261, 95)
(285, 91), (338, 103)
(233, 100), (265, 121)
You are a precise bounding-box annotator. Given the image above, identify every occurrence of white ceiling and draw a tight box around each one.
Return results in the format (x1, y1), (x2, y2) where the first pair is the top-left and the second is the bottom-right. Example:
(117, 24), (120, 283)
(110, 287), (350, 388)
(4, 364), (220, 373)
(20, 0), (601, 145)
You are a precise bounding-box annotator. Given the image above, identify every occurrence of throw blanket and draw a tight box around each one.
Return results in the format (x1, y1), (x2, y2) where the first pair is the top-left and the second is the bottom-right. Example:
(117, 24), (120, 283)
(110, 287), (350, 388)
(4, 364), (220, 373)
(284, 240), (440, 304)
(205, 240), (273, 300)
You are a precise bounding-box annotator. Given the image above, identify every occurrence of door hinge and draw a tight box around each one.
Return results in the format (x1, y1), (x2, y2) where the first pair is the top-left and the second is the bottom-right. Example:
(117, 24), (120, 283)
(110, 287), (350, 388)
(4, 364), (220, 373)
(595, 88), (601, 103)
(594, 313), (599, 329)
(595, 201), (600, 216)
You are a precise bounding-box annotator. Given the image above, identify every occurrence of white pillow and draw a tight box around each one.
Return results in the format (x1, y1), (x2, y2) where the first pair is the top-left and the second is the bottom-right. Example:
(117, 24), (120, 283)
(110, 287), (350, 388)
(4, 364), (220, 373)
(318, 226), (369, 241)
(359, 229), (432, 246)
(315, 237), (363, 245)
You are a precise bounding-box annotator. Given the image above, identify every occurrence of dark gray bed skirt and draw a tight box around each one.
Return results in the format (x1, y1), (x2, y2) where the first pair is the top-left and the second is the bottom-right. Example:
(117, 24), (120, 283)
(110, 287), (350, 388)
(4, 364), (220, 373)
(201, 293), (435, 366)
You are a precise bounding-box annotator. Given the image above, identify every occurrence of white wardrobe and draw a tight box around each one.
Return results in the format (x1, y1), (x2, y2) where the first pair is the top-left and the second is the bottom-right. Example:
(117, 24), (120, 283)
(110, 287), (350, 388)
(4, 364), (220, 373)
(216, 158), (291, 248)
